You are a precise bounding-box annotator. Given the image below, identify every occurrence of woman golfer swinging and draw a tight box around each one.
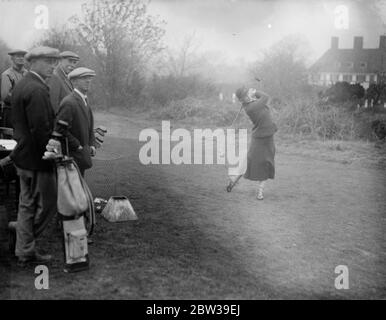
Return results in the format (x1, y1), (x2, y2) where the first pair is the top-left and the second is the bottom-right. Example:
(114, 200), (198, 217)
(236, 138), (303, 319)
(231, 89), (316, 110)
(234, 86), (278, 200)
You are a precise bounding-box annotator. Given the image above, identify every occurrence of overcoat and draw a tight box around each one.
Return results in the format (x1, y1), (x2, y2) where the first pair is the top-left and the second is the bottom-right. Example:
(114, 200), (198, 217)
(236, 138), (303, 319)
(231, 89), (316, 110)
(47, 66), (73, 113)
(1, 66), (27, 127)
(10, 72), (55, 171)
(55, 91), (96, 172)
(1, 67), (27, 104)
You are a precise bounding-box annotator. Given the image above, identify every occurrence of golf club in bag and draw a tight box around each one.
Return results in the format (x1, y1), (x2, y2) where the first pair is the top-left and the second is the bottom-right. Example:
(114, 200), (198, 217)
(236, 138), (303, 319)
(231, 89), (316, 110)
(50, 120), (95, 273)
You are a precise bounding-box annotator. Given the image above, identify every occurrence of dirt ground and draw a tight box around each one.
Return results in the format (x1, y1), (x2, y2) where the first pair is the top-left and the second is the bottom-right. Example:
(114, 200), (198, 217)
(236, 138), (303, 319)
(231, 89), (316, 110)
(1, 112), (385, 299)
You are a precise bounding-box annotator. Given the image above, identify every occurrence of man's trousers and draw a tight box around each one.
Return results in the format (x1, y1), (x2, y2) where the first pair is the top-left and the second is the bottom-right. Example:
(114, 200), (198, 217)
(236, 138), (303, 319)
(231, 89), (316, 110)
(15, 167), (57, 258)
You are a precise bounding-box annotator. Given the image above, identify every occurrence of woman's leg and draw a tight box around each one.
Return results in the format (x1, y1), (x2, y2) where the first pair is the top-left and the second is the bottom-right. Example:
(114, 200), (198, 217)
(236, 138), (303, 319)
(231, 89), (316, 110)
(257, 180), (266, 200)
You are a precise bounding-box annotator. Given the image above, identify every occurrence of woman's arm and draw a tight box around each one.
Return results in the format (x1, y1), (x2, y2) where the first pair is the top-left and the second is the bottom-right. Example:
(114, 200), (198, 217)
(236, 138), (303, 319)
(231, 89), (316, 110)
(254, 90), (269, 106)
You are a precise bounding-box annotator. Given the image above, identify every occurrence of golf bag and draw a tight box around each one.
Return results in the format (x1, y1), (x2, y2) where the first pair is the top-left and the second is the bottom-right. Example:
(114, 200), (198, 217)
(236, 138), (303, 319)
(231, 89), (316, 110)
(57, 158), (95, 273)
(51, 121), (95, 273)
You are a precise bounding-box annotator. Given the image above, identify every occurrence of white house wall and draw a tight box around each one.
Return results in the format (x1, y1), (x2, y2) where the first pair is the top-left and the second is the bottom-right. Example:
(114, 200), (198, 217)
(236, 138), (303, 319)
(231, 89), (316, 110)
(308, 72), (377, 88)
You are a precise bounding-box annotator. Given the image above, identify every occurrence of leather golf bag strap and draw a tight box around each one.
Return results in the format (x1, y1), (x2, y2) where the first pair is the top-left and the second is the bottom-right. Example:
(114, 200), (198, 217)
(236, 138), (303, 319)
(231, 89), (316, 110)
(72, 161), (96, 236)
(82, 170), (96, 236)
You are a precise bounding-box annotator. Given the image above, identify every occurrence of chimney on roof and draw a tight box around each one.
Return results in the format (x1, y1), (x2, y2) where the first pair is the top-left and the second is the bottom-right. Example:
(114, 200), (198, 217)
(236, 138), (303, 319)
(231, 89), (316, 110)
(380, 35), (386, 49)
(331, 37), (339, 50)
(354, 36), (363, 50)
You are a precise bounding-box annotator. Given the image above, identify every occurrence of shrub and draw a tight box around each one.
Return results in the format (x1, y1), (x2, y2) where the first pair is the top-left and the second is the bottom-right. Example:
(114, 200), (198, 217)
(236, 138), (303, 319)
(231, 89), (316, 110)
(371, 119), (386, 140)
(323, 82), (365, 103)
(274, 97), (359, 140)
(145, 93), (385, 142)
(366, 83), (386, 104)
(149, 96), (244, 127)
(145, 74), (217, 106)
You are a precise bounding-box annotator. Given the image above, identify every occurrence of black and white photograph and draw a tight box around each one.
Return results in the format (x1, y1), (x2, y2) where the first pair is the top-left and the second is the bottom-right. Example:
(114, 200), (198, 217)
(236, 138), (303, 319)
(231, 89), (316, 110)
(0, 0), (385, 303)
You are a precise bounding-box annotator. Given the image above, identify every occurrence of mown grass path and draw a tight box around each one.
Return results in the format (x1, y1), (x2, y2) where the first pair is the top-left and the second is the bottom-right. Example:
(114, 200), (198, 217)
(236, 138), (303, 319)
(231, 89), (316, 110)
(1, 112), (385, 299)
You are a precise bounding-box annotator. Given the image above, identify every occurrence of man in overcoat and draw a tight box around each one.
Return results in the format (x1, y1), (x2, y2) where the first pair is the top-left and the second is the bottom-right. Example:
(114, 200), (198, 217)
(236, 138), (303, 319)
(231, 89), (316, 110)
(47, 51), (80, 113)
(55, 67), (97, 177)
(0, 49), (28, 127)
(10, 46), (60, 266)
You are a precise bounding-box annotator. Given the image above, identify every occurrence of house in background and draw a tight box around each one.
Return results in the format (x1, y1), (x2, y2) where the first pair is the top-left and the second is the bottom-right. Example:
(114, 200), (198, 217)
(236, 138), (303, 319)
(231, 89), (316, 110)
(308, 36), (386, 89)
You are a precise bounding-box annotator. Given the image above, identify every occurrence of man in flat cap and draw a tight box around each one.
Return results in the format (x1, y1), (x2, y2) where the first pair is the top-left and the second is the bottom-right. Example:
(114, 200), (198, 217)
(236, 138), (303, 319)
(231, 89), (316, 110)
(47, 51), (80, 113)
(0, 50), (28, 127)
(55, 67), (97, 177)
(10, 46), (60, 267)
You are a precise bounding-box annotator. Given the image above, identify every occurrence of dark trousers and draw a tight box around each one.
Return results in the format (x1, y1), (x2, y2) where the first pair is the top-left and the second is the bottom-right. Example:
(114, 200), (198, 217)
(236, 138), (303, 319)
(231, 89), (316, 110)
(15, 167), (57, 258)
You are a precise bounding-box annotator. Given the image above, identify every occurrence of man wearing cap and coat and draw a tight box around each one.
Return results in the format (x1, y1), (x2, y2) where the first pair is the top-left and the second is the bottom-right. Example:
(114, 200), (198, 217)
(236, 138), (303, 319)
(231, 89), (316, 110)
(1, 50), (28, 127)
(55, 67), (97, 177)
(10, 46), (60, 266)
(47, 51), (80, 113)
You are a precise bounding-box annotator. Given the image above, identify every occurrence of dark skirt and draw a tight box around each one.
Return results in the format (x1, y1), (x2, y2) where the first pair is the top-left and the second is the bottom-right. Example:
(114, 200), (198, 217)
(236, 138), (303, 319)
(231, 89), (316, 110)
(244, 135), (275, 181)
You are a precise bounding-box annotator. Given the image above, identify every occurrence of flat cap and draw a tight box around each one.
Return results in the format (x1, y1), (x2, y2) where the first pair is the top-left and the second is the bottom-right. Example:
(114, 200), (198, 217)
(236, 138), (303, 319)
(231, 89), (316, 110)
(8, 49), (27, 56)
(25, 46), (60, 62)
(68, 67), (96, 80)
(60, 51), (80, 61)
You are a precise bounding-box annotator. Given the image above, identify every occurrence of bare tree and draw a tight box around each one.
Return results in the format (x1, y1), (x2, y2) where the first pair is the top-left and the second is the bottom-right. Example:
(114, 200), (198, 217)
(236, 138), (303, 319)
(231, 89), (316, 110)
(0, 39), (11, 73)
(251, 34), (311, 101)
(70, 0), (165, 107)
(35, 25), (80, 52)
(167, 32), (203, 77)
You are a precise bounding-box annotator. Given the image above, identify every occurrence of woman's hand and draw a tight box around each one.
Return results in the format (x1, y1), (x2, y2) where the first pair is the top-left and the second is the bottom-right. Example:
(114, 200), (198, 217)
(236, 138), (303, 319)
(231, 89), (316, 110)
(254, 89), (268, 99)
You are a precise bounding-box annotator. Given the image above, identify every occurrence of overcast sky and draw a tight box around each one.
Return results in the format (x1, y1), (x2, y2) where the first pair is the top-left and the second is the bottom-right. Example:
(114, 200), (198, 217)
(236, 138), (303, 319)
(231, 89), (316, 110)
(0, 0), (385, 64)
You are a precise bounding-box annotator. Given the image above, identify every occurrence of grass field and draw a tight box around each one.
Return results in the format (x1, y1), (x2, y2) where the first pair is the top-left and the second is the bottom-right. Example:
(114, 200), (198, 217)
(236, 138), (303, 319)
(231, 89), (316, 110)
(1, 112), (385, 299)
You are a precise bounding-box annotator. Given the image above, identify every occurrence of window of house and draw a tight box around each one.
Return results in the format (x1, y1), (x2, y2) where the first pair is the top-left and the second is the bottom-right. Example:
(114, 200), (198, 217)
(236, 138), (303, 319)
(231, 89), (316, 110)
(343, 62), (354, 69)
(343, 74), (352, 82)
(359, 62), (367, 69)
(331, 74), (339, 82)
(356, 74), (366, 82)
(369, 75), (375, 82)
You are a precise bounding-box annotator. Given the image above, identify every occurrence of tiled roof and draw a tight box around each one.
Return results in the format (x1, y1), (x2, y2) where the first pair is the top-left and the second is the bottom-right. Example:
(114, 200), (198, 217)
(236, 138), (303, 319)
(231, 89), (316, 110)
(309, 48), (386, 74)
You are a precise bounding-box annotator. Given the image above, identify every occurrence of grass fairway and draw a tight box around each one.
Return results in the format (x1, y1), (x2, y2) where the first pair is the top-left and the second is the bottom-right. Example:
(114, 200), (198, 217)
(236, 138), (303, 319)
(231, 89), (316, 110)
(1, 112), (385, 299)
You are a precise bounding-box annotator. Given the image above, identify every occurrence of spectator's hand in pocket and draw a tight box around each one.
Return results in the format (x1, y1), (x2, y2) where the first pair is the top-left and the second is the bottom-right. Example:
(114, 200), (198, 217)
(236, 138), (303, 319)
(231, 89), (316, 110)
(90, 146), (96, 157)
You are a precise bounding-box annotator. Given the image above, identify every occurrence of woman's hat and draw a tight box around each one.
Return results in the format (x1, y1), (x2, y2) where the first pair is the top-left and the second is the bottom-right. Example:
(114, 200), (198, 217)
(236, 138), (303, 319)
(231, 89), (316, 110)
(235, 86), (249, 101)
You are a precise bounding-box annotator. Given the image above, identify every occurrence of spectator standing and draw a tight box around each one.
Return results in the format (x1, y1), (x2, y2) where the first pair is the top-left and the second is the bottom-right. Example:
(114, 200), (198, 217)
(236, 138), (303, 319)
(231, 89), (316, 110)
(55, 67), (97, 177)
(0, 50), (27, 127)
(47, 51), (80, 113)
(10, 46), (60, 267)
